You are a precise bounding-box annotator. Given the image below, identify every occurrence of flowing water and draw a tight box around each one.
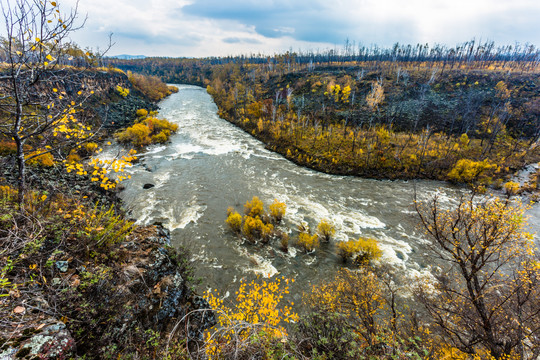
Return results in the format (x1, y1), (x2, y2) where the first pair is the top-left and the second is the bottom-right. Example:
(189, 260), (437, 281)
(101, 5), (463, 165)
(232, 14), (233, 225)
(117, 85), (540, 302)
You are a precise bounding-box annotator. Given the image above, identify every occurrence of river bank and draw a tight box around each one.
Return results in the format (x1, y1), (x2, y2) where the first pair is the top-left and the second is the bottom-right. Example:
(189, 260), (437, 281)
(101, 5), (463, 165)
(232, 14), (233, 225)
(0, 77), (212, 359)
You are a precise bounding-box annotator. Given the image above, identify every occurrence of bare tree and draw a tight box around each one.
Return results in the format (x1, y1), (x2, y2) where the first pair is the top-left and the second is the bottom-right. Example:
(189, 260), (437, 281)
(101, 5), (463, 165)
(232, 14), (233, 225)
(415, 192), (540, 359)
(0, 0), (93, 206)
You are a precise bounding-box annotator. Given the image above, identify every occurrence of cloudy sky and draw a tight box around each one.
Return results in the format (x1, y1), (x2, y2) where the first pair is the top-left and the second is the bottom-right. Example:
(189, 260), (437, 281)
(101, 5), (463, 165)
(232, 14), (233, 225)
(52, 0), (540, 57)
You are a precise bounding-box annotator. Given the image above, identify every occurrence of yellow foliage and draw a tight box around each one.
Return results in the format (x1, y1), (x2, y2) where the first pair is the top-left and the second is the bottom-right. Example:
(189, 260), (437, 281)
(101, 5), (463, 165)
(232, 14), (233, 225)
(84, 142), (98, 154)
(316, 218), (335, 241)
(115, 123), (151, 147)
(447, 159), (498, 184)
(87, 150), (136, 190)
(225, 211), (242, 233)
(503, 181), (520, 196)
(205, 277), (298, 359)
(356, 237), (382, 264)
(26, 150), (54, 167)
(151, 131), (168, 144)
(337, 237), (382, 264)
(307, 269), (385, 346)
(116, 85), (130, 97)
(244, 196), (264, 217)
(136, 108), (148, 118)
(460, 133), (470, 148)
(336, 239), (360, 261)
(268, 199), (286, 223)
(298, 232), (319, 252)
(66, 150), (81, 164)
(115, 117), (177, 148)
(242, 215), (273, 242)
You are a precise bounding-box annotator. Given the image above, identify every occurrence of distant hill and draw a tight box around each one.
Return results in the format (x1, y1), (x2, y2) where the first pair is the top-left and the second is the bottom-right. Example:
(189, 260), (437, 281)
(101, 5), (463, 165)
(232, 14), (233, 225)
(109, 54), (147, 60)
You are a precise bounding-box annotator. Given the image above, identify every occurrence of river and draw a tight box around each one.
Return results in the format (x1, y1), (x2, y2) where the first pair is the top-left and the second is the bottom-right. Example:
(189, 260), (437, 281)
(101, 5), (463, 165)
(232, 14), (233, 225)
(117, 84), (539, 303)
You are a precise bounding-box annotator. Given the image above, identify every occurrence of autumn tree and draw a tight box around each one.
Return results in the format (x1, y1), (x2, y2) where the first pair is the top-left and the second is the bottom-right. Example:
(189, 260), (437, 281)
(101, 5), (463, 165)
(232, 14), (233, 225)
(0, 0), (93, 205)
(415, 193), (540, 359)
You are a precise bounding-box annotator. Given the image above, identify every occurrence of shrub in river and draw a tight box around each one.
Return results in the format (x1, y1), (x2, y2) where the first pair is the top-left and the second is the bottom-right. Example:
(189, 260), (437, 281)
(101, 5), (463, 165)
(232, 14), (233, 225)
(277, 231), (289, 252)
(355, 237), (382, 265)
(336, 239), (360, 262)
(225, 209), (242, 233)
(243, 215), (262, 242)
(336, 237), (382, 264)
(317, 218), (335, 242)
(151, 130), (169, 144)
(269, 199), (286, 223)
(244, 196), (264, 217)
(298, 232), (319, 252)
(260, 222), (274, 244)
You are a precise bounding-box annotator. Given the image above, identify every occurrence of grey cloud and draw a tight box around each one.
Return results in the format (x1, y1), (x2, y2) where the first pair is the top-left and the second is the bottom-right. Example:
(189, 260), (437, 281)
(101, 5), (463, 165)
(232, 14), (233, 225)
(182, 0), (343, 42)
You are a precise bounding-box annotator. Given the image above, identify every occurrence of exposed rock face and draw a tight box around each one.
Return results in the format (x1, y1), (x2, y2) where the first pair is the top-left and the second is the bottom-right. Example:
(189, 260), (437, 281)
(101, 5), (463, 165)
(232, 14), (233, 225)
(64, 224), (215, 357)
(1, 225), (215, 359)
(0, 319), (75, 360)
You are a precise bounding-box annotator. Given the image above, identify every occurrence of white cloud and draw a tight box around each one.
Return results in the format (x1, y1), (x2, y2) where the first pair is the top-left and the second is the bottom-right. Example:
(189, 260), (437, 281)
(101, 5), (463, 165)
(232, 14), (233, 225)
(14, 0), (540, 56)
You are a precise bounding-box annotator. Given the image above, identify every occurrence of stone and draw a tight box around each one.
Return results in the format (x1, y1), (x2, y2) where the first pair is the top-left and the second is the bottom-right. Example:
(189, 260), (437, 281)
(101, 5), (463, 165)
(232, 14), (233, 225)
(143, 183), (155, 189)
(55, 261), (68, 273)
(0, 319), (75, 360)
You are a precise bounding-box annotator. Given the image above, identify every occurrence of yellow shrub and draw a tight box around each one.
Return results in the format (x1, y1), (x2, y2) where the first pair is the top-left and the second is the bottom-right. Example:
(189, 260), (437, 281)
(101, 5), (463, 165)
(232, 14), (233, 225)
(116, 85), (130, 97)
(447, 159), (497, 184)
(225, 211), (242, 233)
(151, 131), (168, 144)
(116, 117), (177, 148)
(298, 232), (319, 252)
(85, 142), (99, 154)
(503, 181), (520, 196)
(26, 150), (54, 167)
(67, 150), (81, 164)
(317, 219), (335, 241)
(243, 215), (261, 241)
(269, 199), (286, 223)
(115, 123), (151, 147)
(336, 237), (382, 264)
(244, 196), (264, 217)
(205, 277), (298, 359)
(144, 117), (178, 133)
(356, 237), (382, 264)
(136, 108), (148, 118)
(260, 222), (274, 242)
(337, 239), (360, 261)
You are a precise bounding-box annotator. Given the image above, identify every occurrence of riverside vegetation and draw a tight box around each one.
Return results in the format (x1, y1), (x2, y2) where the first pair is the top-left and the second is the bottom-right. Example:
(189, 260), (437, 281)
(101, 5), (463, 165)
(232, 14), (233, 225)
(1, 0), (539, 358)
(112, 46), (540, 193)
(0, 1), (196, 358)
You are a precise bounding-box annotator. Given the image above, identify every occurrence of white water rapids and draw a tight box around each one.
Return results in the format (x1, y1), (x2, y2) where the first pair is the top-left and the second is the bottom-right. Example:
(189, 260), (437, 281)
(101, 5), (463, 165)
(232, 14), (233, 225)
(114, 85), (539, 302)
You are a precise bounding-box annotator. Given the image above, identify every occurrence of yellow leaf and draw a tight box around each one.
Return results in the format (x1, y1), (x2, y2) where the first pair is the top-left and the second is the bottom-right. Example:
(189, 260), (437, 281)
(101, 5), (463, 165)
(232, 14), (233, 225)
(46, 54), (53, 61)
(51, 1), (57, 6)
